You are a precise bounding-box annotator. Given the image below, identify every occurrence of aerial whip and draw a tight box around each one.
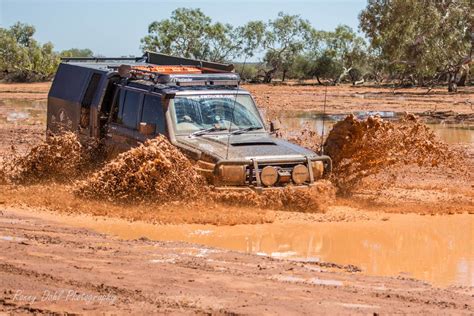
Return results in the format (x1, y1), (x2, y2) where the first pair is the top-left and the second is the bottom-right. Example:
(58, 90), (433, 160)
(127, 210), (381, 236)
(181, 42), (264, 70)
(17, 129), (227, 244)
(320, 83), (328, 155)
(225, 56), (248, 160)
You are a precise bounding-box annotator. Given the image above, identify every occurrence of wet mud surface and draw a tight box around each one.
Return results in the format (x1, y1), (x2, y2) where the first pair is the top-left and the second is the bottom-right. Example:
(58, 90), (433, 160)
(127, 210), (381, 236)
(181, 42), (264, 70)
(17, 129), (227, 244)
(0, 208), (472, 314)
(0, 82), (473, 313)
(17, 206), (470, 288)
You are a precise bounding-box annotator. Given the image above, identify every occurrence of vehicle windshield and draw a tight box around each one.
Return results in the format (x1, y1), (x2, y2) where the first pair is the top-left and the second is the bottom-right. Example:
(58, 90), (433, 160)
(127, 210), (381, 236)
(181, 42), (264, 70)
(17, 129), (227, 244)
(170, 94), (265, 135)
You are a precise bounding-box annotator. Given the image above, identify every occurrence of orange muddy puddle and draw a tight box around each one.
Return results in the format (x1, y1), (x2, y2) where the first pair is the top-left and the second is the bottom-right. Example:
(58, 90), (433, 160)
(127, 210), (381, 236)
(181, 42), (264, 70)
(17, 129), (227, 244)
(28, 210), (473, 288)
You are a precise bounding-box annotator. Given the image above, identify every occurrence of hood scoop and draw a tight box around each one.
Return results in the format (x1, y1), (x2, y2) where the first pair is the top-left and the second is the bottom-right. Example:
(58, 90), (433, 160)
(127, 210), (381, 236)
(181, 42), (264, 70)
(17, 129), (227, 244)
(231, 141), (277, 146)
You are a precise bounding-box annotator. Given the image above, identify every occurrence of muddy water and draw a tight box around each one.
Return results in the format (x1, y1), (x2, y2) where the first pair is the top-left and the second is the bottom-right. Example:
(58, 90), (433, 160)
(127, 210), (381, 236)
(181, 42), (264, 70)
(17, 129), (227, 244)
(0, 99), (46, 125)
(280, 112), (474, 144)
(51, 212), (473, 288)
(427, 123), (474, 144)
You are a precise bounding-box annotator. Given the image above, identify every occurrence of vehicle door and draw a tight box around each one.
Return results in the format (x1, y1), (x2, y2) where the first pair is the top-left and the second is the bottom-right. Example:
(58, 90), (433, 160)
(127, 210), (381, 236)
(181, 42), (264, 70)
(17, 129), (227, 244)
(135, 93), (168, 142)
(105, 87), (143, 156)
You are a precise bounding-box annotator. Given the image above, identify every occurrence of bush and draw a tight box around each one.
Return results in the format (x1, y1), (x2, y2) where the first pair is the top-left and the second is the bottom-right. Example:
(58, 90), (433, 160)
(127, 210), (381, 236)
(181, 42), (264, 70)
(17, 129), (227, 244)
(0, 22), (59, 82)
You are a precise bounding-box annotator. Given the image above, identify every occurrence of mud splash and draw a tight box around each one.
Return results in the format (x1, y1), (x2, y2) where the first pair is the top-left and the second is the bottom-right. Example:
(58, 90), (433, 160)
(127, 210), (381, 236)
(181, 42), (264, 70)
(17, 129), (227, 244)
(3, 115), (462, 214)
(0, 132), (100, 184)
(72, 135), (334, 212)
(0, 131), (334, 213)
(75, 135), (206, 203)
(276, 121), (322, 153)
(323, 114), (461, 194)
(211, 180), (335, 213)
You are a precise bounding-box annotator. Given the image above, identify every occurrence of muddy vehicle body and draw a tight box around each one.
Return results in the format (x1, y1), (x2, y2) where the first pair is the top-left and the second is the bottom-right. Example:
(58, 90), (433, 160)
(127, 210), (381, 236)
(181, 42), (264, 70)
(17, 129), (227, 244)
(47, 52), (331, 191)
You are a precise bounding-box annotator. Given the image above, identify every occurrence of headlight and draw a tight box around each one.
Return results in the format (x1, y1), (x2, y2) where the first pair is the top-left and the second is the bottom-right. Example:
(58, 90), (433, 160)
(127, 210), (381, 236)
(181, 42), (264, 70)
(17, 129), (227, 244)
(292, 164), (309, 184)
(311, 161), (324, 180)
(217, 165), (246, 185)
(260, 166), (278, 187)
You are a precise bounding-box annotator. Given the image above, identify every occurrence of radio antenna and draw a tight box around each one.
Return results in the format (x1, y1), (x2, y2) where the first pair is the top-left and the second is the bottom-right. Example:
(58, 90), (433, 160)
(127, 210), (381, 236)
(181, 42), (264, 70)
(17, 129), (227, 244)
(320, 83), (328, 155)
(225, 56), (248, 160)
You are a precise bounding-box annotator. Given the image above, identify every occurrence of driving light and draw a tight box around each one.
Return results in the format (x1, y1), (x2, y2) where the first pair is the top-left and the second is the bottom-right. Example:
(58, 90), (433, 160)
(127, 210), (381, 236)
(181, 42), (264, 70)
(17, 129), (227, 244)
(217, 165), (246, 185)
(260, 166), (278, 187)
(311, 161), (324, 180)
(292, 164), (309, 184)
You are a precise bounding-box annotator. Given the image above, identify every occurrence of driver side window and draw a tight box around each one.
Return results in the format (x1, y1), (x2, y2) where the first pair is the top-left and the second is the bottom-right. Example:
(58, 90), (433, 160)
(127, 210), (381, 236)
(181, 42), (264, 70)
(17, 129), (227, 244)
(141, 95), (166, 135)
(174, 98), (200, 124)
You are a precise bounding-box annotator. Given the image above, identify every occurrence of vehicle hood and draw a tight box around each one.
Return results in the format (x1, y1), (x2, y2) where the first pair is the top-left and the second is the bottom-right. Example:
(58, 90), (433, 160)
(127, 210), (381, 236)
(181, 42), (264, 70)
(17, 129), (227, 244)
(175, 133), (318, 161)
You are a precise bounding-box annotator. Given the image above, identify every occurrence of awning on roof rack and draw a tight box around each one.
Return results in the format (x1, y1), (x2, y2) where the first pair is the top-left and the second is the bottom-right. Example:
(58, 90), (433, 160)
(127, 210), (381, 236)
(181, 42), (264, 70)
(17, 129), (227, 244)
(144, 52), (234, 73)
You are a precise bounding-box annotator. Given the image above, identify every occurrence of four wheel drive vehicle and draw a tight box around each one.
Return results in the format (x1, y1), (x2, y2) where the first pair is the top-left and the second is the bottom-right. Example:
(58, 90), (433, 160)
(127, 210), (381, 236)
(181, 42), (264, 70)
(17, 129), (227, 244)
(47, 52), (331, 191)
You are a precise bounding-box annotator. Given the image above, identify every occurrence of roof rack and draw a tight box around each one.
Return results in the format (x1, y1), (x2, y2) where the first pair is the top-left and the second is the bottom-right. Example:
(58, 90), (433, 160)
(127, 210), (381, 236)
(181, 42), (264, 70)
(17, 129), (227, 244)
(60, 56), (146, 63)
(144, 51), (234, 73)
(61, 52), (238, 87)
(61, 52), (234, 73)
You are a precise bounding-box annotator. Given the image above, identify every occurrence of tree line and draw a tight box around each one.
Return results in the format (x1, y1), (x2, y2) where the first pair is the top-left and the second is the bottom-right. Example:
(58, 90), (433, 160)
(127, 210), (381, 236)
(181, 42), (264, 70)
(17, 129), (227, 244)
(141, 2), (472, 91)
(0, 22), (94, 82)
(1, 0), (472, 91)
(140, 9), (370, 85)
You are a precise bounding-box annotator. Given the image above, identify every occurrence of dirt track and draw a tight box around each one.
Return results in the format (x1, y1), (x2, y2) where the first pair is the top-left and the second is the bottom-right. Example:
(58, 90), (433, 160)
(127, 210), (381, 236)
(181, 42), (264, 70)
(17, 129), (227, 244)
(244, 83), (474, 117)
(0, 82), (473, 314)
(1, 207), (472, 314)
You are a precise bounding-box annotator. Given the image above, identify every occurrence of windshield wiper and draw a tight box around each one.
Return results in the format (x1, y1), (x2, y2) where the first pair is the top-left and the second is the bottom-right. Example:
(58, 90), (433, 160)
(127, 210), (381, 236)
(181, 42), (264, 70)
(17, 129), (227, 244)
(231, 126), (262, 135)
(190, 126), (228, 137)
(230, 126), (263, 135)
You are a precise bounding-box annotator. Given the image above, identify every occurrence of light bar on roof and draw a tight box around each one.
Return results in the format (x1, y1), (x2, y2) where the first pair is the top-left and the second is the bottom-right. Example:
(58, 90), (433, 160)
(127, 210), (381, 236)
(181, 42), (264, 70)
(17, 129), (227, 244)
(157, 73), (240, 87)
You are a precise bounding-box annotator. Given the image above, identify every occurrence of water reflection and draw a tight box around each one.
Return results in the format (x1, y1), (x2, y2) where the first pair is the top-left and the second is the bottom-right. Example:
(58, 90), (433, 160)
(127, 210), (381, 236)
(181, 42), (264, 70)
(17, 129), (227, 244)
(427, 123), (474, 144)
(72, 214), (474, 287)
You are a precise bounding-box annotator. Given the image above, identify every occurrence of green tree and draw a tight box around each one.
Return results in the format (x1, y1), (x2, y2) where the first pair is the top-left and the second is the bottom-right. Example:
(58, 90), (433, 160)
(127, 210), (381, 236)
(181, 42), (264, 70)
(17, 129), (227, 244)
(288, 26), (367, 85)
(0, 22), (59, 82)
(260, 12), (312, 82)
(359, 0), (473, 91)
(9, 22), (35, 47)
(322, 25), (368, 84)
(60, 48), (94, 58)
(140, 8), (264, 62)
(141, 8), (214, 59)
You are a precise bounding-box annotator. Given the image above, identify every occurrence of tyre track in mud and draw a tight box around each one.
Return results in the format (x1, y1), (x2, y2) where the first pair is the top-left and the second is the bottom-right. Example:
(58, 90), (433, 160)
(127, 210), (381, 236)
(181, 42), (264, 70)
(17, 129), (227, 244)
(1, 208), (472, 314)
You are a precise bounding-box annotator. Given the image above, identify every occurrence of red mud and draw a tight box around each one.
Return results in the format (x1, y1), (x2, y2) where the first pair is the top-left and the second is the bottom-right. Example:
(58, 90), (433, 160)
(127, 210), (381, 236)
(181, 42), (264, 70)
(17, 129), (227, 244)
(75, 135), (205, 203)
(1, 132), (85, 184)
(323, 114), (463, 194)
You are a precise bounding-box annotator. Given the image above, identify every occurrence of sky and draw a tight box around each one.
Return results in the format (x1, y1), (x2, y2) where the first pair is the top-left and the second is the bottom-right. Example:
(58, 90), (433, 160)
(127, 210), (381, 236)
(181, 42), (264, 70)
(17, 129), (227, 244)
(0, 0), (367, 58)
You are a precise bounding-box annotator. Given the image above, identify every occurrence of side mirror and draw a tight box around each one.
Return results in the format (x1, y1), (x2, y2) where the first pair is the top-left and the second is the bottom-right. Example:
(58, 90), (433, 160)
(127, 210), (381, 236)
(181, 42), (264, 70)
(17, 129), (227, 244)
(139, 122), (156, 135)
(270, 119), (281, 133)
